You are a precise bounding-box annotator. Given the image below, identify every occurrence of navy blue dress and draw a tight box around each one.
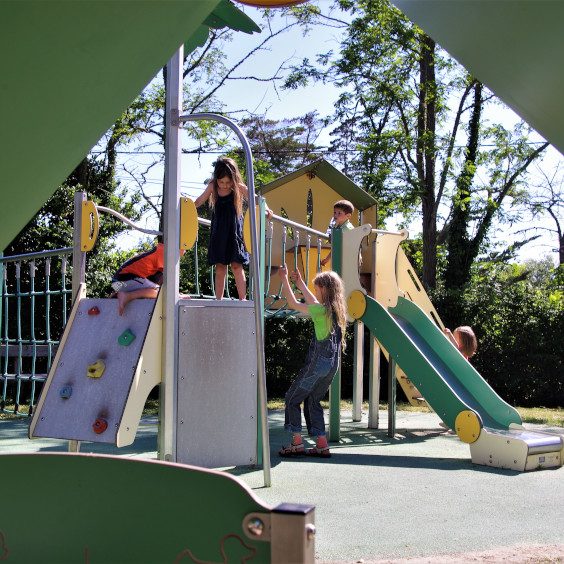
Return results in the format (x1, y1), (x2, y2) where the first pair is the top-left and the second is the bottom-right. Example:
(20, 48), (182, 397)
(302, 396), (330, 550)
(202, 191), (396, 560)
(208, 192), (249, 266)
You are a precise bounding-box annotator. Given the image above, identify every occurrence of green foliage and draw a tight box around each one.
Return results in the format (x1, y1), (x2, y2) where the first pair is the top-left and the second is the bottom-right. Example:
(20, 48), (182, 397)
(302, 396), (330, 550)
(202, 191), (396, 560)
(434, 260), (563, 407)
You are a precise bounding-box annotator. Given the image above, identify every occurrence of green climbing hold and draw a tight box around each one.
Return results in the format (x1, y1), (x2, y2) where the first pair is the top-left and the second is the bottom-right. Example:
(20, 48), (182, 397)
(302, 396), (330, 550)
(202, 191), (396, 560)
(118, 328), (136, 346)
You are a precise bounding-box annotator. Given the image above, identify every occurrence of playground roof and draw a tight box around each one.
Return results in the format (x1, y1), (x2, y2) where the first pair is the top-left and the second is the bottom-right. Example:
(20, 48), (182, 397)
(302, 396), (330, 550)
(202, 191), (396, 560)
(0, 0), (259, 251)
(393, 0), (564, 156)
(260, 159), (378, 212)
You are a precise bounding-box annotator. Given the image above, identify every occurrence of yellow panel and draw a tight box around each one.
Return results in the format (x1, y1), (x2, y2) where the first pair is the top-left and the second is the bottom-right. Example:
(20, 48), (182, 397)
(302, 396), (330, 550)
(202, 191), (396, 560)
(455, 410), (482, 444)
(81, 200), (99, 252)
(263, 174), (359, 233)
(180, 197), (198, 251)
(299, 247), (331, 291)
(243, 205), (260, 254)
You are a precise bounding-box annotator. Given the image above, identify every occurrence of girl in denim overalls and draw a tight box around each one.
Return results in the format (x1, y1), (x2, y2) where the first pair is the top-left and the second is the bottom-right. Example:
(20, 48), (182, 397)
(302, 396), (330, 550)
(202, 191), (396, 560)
(277, 266), (347, 458)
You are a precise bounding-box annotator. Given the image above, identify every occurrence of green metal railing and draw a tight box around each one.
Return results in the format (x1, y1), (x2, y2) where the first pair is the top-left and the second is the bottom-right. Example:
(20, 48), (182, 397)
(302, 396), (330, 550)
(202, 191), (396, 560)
(0, 248), (73, 416)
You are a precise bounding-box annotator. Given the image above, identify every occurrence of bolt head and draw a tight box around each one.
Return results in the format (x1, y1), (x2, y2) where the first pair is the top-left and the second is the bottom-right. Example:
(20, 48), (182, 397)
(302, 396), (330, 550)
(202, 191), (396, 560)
(247, 518), (264, 537)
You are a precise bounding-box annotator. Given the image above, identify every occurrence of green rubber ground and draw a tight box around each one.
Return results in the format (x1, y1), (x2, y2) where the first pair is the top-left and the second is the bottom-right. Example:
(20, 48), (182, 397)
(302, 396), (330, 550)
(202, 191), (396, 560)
(1, 409), (562, 561)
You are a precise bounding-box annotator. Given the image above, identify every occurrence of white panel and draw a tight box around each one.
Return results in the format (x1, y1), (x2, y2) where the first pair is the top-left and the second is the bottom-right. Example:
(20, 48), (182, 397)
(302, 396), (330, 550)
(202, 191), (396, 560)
(176, 300), (257, 468)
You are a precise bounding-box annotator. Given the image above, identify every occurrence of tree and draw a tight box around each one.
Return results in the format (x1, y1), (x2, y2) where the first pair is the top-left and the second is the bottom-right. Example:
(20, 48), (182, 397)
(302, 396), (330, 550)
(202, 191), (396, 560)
(520, 162), (563, 266)
(284, 0), (548, 291)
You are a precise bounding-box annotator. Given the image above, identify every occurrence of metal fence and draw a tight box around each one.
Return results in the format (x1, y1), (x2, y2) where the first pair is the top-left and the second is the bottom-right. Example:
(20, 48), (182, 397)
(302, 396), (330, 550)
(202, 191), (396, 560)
(0, 248), (73, 416)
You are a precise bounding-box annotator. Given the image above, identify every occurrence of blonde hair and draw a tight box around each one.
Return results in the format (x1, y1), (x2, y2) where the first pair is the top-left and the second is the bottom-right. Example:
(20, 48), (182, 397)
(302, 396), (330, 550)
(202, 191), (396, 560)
(209, 157), (245, 217)
(454, 326), (477, 358)
(312, 271), (347, 349)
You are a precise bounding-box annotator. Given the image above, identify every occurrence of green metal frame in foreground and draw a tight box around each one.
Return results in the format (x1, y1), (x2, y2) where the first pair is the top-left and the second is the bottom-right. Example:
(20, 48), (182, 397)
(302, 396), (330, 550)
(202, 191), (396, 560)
(0, 453), (314, 562)
(0, 0), (259, 251)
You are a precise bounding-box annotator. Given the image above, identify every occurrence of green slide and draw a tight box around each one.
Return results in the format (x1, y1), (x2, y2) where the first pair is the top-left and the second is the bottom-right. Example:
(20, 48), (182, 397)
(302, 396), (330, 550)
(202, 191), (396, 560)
(361, 295), (522, 431)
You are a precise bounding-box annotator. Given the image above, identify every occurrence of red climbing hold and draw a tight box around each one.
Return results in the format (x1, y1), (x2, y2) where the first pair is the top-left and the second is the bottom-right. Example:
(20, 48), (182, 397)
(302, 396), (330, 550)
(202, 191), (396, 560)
(92, 418), (108, 434)
(88, 306), (100, 316)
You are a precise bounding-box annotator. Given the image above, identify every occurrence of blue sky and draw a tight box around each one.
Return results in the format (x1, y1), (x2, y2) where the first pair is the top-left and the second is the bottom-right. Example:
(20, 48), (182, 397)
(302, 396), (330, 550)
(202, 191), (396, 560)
(115, 3), (562, 263)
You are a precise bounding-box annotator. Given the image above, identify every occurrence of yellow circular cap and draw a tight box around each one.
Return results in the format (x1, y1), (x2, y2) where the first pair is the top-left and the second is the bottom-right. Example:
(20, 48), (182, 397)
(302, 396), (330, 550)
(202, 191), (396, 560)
(347, 290), (367, 320)
(455, 410), (482, 444)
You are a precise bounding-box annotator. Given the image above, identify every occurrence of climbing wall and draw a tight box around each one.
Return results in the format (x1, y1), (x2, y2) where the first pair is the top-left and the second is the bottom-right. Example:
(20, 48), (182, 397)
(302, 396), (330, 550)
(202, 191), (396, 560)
(176, 300), (258, 468)
(30, 297), (159, 445)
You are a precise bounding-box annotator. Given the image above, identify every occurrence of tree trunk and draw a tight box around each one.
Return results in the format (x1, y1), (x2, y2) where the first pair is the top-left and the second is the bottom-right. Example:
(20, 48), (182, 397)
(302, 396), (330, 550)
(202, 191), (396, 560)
(418, 33), (438, 290)
(444, 82), (483, 290)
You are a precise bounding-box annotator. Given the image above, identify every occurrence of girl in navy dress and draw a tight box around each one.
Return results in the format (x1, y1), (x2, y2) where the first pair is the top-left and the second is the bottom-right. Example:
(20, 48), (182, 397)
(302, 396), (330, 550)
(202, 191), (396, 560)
(195, 157), (271, 300)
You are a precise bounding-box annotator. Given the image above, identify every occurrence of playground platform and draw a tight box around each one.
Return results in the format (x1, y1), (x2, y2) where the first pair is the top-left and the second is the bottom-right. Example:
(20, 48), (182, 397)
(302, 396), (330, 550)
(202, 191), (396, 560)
(1, 409), (562, 562)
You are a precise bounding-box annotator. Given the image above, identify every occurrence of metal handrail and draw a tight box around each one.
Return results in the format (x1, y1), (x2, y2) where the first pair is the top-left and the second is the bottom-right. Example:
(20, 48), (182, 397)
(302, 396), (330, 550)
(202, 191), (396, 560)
(270, 213), (329, 241)
(0, 248), (72, 263)
(96, 206), (161, 236)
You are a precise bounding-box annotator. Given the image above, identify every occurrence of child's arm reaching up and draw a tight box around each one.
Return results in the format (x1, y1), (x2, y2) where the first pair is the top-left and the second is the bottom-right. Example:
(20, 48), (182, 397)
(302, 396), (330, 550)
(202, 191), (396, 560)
(278, 266), (311, 314)
(289, 269), (317, 305)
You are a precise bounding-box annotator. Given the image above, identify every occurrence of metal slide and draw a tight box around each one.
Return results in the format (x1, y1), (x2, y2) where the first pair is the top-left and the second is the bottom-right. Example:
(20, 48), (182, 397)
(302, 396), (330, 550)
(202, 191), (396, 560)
(359, 294), (563, 471)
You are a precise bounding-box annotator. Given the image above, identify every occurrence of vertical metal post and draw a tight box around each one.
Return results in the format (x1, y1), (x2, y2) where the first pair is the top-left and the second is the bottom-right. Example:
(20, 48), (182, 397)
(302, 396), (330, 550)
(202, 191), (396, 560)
(352, 320), (363, 421)
(69, 191), (86, 453)
(368, 229), (380, 429)
(328, 228), (342, 442)
(179, 112), (271, 486)
(159, 46), (183, 461)
(388, 358), (397, 438)
(368, 337), (380, 429)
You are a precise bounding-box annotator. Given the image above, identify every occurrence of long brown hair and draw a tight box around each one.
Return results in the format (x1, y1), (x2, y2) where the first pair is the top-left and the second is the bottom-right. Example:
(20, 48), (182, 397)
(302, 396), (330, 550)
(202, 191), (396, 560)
(312, 271), (347, 349)
(209, 157), (245, 217)
(454, 326), (477, 358)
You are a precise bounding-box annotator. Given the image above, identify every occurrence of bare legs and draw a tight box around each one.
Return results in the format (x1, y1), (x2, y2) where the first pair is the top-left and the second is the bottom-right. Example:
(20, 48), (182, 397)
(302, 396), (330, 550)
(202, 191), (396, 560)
(117, 288), (159, 316)
(214, 262), (246, 300)
(214, 264), (228, 300)
(231, 262), (246, 300)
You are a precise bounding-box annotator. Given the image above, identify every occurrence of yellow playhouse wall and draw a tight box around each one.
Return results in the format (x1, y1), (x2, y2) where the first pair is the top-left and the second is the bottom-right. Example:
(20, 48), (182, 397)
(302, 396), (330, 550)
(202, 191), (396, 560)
(263, 175), (359, 232)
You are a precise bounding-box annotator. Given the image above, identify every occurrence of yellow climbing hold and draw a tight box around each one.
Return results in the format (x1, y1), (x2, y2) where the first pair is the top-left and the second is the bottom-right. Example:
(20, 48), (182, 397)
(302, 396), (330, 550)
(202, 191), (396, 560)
(87, 359), (106, 379)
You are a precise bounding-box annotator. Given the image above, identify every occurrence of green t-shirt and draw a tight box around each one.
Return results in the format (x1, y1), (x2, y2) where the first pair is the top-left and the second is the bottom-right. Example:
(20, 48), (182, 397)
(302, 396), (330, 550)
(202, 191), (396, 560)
(337, 219), (354, 231)
(308, 304), (331, 341)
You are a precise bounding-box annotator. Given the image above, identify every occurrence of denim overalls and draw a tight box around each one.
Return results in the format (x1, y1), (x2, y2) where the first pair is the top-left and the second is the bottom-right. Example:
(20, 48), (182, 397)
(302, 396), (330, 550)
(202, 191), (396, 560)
(284, 317), (342, 437)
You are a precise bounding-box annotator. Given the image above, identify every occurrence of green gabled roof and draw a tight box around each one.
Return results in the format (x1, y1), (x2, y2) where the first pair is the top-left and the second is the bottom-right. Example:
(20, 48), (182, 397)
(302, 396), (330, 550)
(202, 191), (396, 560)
(0, 0), (259, 251)
(185, 0), (260, 54)
(260, 159), (377, 212)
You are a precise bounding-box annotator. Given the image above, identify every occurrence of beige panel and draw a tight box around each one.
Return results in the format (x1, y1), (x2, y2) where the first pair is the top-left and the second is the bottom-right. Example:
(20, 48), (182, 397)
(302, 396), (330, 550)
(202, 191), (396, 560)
(470, 428), (563, 472)
(360, 205), (377, 274)
(117, 293), (163, 446)
(396, 248), (444, 330)
(342, 225), (372, 322)
(374, 230), (408, 308)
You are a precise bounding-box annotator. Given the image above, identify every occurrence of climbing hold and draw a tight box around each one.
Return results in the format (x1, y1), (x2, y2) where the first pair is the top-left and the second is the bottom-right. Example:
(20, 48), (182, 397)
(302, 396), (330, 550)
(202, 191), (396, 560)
(92, 418), (108, 434)
(87, 359), (105, 379)
(59, 385), (73, 399)
(88, 306), (100, 316)
(118, 328), (136, 346)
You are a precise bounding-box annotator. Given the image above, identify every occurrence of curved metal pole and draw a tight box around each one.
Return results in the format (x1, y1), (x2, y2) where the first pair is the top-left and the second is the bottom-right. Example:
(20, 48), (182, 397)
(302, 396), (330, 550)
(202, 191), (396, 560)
(97, 206), (161, 236)
(179, 112), (271, 487)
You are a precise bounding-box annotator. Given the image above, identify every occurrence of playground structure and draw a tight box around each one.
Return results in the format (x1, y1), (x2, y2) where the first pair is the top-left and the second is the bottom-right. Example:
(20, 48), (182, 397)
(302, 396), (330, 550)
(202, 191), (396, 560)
(3, 147), (559, 475)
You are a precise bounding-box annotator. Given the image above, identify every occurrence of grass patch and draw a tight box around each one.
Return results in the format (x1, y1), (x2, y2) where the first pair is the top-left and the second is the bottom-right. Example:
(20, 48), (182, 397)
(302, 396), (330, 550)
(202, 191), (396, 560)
(266, 399), (563, 427)
(516, 406), (564, 427)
